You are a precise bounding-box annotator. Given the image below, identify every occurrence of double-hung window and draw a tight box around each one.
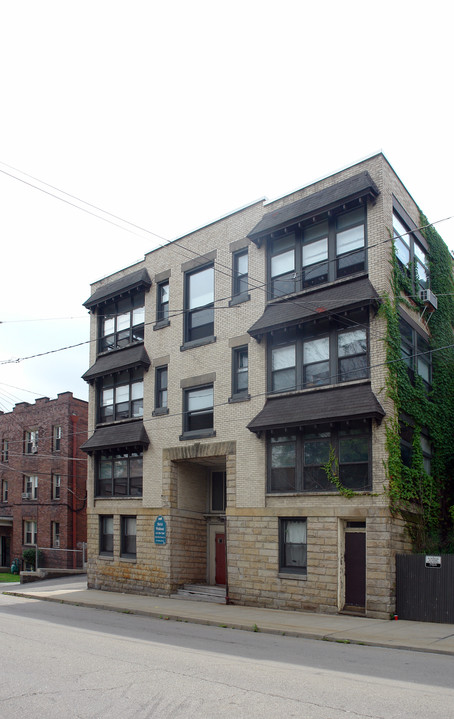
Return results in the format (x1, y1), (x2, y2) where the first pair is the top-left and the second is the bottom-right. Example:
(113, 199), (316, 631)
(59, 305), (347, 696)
(99, 516), (113, 555)
(399, 318), (431, 390)
(96, 451), (143, 497)
(156, 281), (169, 323)
(99, 293), (145, 352)
(232, 346), (248, 398)
(269, 207), (366, 298)
(24, 520), (37, 545)
(183, 385), (214, 436)
(184, 265), (214, 343)
(393, 212), (429, 292)
(270, 311), (368, 393)
(53, 425), (62, 451)
(1, 439), (8, 462)
(52, 522), (60, 548)
(121, 516), (137, 558)
(24, 475), (38, 499)
(269, 421), (371, 493)
(279, 518), (307, 575)
(2, 480), (8, 502)
(24, 430), (38, 454)
(52, 474), (61, 500)
(233, 249), (248, 298)
(154, 366), (168, 412)
(98, 369), (144, 422)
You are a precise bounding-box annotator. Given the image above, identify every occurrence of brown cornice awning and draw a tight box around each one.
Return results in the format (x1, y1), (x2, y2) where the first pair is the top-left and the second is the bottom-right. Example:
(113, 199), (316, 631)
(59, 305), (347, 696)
(83, 268), (151, 309)
(81, 421), (150, 454)
(248, 277), (380, 339)
(82, 345), (151, 383)
(248, 172), (379, 245)
(247, 383), (385, 434)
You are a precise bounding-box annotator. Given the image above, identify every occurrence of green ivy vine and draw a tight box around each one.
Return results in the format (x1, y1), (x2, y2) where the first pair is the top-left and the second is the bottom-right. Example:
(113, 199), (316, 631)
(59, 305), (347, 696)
(382, 213), (454, 552)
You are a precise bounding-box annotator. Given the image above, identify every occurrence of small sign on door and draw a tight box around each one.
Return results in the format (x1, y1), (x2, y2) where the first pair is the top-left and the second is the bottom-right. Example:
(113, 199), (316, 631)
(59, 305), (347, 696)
(425, 555), (441, 568)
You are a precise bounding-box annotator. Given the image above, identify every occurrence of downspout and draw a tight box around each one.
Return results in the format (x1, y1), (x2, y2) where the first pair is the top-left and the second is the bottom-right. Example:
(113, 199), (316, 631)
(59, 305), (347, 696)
(70, 414), (78, 569)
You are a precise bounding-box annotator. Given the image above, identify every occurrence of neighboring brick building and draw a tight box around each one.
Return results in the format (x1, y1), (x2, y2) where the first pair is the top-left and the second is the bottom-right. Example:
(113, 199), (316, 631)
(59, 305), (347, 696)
(81, 153), (449, 618)
(0, 393), (88, 570)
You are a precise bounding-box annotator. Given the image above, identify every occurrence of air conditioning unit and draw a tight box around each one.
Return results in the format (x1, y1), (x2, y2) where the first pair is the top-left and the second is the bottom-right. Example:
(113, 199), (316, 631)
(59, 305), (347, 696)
(22, 492), (31, 500)
(420, 289), (438, 312)
(31, 445), (38, 454)
(54, 538), (60, 548)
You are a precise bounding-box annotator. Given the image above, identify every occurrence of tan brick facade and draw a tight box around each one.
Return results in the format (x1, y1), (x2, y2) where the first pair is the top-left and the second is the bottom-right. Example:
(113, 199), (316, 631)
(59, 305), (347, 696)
(82, 154), (429, 618)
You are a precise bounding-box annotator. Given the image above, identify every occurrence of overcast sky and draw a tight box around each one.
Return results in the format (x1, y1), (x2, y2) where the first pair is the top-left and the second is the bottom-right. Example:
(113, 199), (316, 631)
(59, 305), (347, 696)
(0, 1), (452, 412)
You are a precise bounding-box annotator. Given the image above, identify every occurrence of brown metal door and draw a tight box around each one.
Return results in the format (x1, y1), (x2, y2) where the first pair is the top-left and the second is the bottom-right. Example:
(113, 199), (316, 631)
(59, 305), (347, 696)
(345, 532), (366, 607)
(215, 533), (226, 585)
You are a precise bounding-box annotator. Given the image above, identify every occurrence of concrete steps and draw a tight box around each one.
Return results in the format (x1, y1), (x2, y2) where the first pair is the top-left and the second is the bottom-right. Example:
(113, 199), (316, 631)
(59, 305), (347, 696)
(171, 584), (226, 604)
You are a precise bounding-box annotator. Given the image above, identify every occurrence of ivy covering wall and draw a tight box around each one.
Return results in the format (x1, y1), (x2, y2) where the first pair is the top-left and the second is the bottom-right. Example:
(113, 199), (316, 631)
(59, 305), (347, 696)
(382, 213), (454, 552)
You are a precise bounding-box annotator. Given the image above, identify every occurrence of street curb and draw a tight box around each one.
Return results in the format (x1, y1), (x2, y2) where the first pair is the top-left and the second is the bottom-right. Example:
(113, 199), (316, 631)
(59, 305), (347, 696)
(4, 590), (454, 657)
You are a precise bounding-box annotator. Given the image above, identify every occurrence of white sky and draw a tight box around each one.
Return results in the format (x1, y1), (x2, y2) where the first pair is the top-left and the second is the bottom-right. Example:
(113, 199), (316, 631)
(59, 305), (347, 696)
(0, 1), (453, 412)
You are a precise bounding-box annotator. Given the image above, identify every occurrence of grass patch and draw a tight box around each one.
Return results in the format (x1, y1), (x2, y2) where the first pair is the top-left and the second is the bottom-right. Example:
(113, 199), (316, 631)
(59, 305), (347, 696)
(0, 573), (20, 583)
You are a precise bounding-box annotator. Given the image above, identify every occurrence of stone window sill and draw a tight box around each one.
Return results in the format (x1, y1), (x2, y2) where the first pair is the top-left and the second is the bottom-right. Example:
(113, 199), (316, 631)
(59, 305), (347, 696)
(180, 336), (216, 352)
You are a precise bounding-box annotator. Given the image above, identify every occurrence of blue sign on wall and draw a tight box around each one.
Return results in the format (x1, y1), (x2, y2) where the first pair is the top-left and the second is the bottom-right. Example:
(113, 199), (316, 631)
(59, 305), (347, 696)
(154, 515), (167, 545)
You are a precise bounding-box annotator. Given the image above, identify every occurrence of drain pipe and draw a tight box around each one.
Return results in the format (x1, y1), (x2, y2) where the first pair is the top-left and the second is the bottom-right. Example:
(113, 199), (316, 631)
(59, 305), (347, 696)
(224, 514), (229, 605)
(70, 414), (78, 569)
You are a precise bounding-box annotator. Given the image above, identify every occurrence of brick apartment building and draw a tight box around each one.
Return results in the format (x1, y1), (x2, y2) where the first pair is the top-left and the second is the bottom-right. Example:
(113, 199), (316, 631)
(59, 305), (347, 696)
(81, 153), (452, 618)
(0, 392), (88, 570)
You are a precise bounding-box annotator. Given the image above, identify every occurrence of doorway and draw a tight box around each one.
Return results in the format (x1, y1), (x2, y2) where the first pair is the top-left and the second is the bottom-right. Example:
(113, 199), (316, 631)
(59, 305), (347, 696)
(344, 521), (366, 610)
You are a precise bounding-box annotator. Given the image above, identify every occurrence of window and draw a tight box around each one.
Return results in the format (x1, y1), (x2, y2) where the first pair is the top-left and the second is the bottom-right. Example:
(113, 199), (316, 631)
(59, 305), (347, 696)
(24, 430), (39, 454)
(99, 516), (113, 555)
(99, 292), (145, 352)
(232, 346), (248, 398)
(53, 425), (62, 451)
(52, 474), (61, 500)
(2, 480), (8, 502)
(393, 211), (429, 292)
(184, 265), (214, 344)
(232, 249), (248, 298)
(24, 475), (38, 500)
(210, 471), (226, 512)
(1, 439), (8, 463)
(96, 451), (143, 497)
(155, 366), (168, 411)
(268, 421), (371, 493)
(183, 385), (214, 437)
(279, 518), (307, 575)
(52, 522), (60, 548)
(399, 318), (431, 390)
(24, 520), (37, 545)
(269, 207), (366, 298)
(269, 310), (368, 393)
(400, 422), (432, 475)
(156, 281), (169, 323)
(121, 516), (137, 558)
(98, 368), (144, 423)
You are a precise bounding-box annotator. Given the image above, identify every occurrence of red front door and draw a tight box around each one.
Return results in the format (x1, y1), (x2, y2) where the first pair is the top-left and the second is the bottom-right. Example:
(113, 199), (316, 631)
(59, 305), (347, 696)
(215, 533), (226, 585)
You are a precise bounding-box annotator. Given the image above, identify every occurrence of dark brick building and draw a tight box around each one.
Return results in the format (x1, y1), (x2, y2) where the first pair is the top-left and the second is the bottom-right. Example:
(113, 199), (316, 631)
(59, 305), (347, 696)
(0, 392), (88, 570)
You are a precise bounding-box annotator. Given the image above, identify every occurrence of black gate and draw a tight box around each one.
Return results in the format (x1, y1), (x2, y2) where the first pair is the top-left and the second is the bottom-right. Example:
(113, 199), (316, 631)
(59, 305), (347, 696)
(396, 554), (454, 623)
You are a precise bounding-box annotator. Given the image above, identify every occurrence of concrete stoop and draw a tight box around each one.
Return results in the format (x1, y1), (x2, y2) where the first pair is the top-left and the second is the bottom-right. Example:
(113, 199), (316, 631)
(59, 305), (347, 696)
(171, 584), (226, 604)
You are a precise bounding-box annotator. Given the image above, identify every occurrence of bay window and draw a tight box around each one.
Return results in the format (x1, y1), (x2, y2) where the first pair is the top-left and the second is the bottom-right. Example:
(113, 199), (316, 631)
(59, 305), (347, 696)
(96, 451), (143, 497)
(99, 292), (145, 352)
(98, 369), (144, 422)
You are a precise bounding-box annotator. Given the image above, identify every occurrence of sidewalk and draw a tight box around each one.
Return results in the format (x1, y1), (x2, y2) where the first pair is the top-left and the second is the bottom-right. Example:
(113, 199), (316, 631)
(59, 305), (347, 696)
(3, 575), (454, 656)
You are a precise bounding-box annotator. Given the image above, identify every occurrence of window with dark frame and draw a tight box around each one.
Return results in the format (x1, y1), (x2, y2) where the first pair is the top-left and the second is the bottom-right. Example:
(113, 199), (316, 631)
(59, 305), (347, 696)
(269, 310), (368, 393)
(400, 422), (432, 476)
(183, 385), (214, 436)
(96, 451), (143, 497)
(157, 281), (169, 323)
(184, 265), (214, 343)
(98, 292), (145, 353)
(268, 421), (371, 493)
(2, 480), (8, 502)
(53, 425), (62, 451)
(233, 249), (248, 297)
(399, 317), (431, 391)
(269, 207), (366, 299)
(121, 516), (137, 558)
(52, 521), (60, 548)
(393, 212), (429, 292)
(279, 518), (307, 574)
(98, 368), (144, 423)
(155, 366), (168, 410)
(99, 515), (113, 555)
(232, 346), (248, 397)
(210, 471), (226, 512)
